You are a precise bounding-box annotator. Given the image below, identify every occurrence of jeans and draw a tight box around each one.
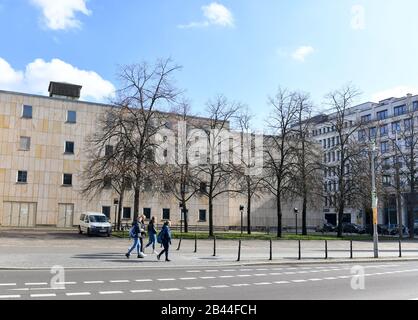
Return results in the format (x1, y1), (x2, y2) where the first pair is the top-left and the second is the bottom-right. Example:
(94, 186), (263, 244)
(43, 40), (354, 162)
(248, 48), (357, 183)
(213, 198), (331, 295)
(158, 242), (170, 260)
(127, 237), (141, 255)
(145, 233), (157, 250)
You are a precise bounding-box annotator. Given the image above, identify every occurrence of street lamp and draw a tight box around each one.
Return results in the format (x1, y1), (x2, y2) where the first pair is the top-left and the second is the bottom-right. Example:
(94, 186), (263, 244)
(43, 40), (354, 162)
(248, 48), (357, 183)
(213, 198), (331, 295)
(294, 208), (299, 235)
(371, 141), (379, 258)
(239, 205), (244, 235)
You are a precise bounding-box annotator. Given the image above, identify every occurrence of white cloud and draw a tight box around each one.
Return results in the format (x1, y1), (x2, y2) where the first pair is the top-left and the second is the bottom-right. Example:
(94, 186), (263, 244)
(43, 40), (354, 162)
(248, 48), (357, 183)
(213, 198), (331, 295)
(351, 5), (366, 30)
(178, 2), (234, 29)
(0, 57), (115, 102)
(30, 0), (91, 30)
(291, 46), (315, 62)
(371, 86), (418, 102)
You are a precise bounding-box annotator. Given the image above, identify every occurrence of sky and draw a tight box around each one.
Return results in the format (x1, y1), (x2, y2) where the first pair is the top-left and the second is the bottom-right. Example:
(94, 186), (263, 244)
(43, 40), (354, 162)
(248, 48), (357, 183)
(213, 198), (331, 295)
(1, 0), (418, 126)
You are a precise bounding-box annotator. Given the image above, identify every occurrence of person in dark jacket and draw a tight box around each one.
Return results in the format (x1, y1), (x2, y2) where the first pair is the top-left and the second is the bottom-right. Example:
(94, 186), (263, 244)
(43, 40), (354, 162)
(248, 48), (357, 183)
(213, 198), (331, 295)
(138, 215), (147, 256)
(157, 220), (172, 262)
(125, 220), (144, 259)
(145, 216), (158, 254)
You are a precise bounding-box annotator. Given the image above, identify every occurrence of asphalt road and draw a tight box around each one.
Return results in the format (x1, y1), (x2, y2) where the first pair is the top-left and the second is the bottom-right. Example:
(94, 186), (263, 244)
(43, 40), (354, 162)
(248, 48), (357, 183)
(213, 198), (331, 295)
(1, 261), (418, 300)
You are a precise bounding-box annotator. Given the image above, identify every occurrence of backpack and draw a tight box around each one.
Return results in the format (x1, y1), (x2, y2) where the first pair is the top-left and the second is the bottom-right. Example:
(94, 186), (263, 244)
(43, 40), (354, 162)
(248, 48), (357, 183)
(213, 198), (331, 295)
(129, 226), (137, 239)
(157, 230), (164, 244)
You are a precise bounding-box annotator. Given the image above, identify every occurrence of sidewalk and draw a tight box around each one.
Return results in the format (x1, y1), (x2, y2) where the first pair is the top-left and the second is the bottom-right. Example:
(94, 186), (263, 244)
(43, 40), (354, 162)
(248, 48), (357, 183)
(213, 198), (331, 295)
(1, 232), (418, 269)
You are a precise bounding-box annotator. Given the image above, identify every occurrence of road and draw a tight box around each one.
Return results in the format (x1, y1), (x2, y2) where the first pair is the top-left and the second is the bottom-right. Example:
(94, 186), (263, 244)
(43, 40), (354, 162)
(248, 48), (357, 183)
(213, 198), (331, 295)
(1, 261), (418, 300)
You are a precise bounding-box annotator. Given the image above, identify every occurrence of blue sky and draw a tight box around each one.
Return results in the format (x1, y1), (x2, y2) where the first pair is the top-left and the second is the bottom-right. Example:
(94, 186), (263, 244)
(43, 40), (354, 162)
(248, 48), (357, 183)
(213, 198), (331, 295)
(1, 0), (418, 125)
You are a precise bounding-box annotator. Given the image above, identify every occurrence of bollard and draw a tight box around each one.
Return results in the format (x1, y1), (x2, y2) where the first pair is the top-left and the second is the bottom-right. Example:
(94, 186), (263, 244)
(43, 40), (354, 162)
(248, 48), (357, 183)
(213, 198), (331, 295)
(298, 240), (301, 260)
(194, 233), (197, 253)
(176, 237), (182, 251)
(350, 240), (353, 259)
(213, 236), (216, 257)
(399, 240), (402, 258)
(269, 239), (273, 261)
(237, 240), (241, 262)
(325, 240), (328, 260)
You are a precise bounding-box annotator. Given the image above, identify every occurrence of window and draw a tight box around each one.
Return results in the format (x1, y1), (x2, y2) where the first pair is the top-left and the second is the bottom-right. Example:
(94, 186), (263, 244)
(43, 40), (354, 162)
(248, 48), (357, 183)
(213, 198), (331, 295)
(143, 208), (151, 220)
(336, 136), (340, 145)
(331, 137), (335, 147)
(394, 105), (406, 117)
(337, 151), (341, 161)
(405, 137), (413, 148)
(414, 101), (418, 111)
(332, 152), (336, 162)
(358, 130), (366, 142)
(19, 136), (31, 151)
(391, 122), (401, 133)
(327, 138), (331, 148)
(383, 176), (391, 186)
(377, 110), (388, 121)
(199, 182), (207, 193)
(102, 206), (111, 219)
(162, 208), (170, 220)
(105, 145), (113, 156)
(124, 177), (133, 190)
(199, 209), (207, 222)
(22, 105), (32, 119)
(324, 154), (327, 163)
(17, 171), (28, 183)
(405, 118), (413, 131)
(369, 127), (377, 139)
(380, 141), (389, 154)
(67, 110), (77, 123)
(323, 140), (326, 149)
(65, 141), (74, 154)
(380, 124), (389, 137)
(382, 158), (391, 169)
(123, 207), (131, 219)
(104, 176), (112, 189)
(361, 114), (372, 123)
(63, 174), (73, 186)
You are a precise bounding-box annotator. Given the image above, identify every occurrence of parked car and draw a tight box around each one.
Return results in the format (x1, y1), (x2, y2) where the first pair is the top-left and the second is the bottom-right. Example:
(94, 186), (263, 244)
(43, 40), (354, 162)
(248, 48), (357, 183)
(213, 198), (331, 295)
(79, 212), (112, 237)
(388, 224), (409, 236)
(316, 223), (337, 233)
(342, 223), (366, 234)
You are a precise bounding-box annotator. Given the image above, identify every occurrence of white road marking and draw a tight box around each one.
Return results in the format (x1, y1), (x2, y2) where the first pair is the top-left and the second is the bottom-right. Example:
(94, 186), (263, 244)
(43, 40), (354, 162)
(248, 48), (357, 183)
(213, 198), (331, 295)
(232, 284), (250, 287)
(292, 280), (308, 283)
(284, 272), (296, 275)
(84, 281), (104, 284)
(157, 278), (176, 281)
(222, 270), (235, 272)
(239, 269), (252, 272)
(185, 287), (205, 290)
(30, 294), (56, 298)
(180, 277), (197, 280)
(135, 279), (153, 282)
(187, 271), (201, 273)
(254, 274), (267, 277)
(99, 291), (124, 295)
(269, 273), (282, 276)
(211, 285), (230, 288)
(57, 282), (76, 285)
(237, 275), (251, 278)
(0, 283), (16, 287)
(324, 277), (338, 280)
(0, 295), (21, 299)
(205, 270), (219, 272)
(297, 271), (308, 274)
(66, 292), (91, 297)
(254, 282), (272, 286)
(110, 280), (130, 283)
(130, 290), (153, 293)
(274, 281), (290, 284)
(219, 275), (234, 278)
(309, 279), (323, 282)
(200, 277), (216, 279)
(25, 283), (48, 286)
(256, 268), (269, 271)
(160, 288), (181, 292)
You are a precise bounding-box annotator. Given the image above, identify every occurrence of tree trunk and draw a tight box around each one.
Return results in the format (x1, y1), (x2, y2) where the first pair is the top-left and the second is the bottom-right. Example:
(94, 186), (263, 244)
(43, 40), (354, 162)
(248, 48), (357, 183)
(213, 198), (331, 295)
(337, 203), (344, 238)
(133, 187), (140, 223)
(117, 190), (124, 231)
(209, 196), (214, 237)
(276, 194), (282, 238)
(247, 189), (252, 235)
(182, 199), (189, 233)
(302, 191), (307, 235)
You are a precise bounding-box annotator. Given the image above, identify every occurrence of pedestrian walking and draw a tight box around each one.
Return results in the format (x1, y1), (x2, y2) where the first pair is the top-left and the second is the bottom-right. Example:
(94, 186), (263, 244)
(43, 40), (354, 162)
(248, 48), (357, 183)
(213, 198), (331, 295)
(157, 220), (172, 262)
(125, 220), (145, 259)
(138, 215), (147, 256)
(145, 216), (158, 254)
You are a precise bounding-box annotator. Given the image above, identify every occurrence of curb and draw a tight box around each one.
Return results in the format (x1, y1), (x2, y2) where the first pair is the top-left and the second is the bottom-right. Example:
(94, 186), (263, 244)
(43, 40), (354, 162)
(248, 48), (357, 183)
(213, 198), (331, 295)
(1, 257), (417, 271)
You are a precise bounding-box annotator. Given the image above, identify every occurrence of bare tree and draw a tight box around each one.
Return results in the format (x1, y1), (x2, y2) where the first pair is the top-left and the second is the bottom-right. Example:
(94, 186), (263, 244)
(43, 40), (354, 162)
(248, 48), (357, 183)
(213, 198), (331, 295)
(264, 88), (299, 238)
(289, 93), (323, 235)
(192, 95), (242, 236)
(113, 59), (182, 222)
(323, 84), (362, 237)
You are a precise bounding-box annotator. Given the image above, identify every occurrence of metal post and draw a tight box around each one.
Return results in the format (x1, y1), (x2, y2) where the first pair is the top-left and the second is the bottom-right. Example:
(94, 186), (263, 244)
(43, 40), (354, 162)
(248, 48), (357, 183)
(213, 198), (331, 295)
(269, 239), (273, 261)
(213, 236), (216, 257)
(194, 233), (197, 253)
(298, 240), (301, 260)
(296, 213), (298, 235)
(176, 237), (182, 251)
(371, 141), (379, 258)
(350, 240), (353, 259)
(399, 240), (402, 258)
(325, 240), (328, 260)
(237, 240), (241, 262)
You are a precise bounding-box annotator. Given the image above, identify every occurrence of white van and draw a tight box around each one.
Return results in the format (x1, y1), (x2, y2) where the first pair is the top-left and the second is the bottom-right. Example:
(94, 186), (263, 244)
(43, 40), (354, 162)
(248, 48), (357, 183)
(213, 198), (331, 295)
(79, 212), (112, 237)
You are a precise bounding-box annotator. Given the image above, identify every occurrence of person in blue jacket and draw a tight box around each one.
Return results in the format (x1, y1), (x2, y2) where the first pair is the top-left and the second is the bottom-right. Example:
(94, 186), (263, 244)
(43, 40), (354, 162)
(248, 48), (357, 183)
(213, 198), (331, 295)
(125, 220), (145, 259)
(157, 220), (172, 262)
